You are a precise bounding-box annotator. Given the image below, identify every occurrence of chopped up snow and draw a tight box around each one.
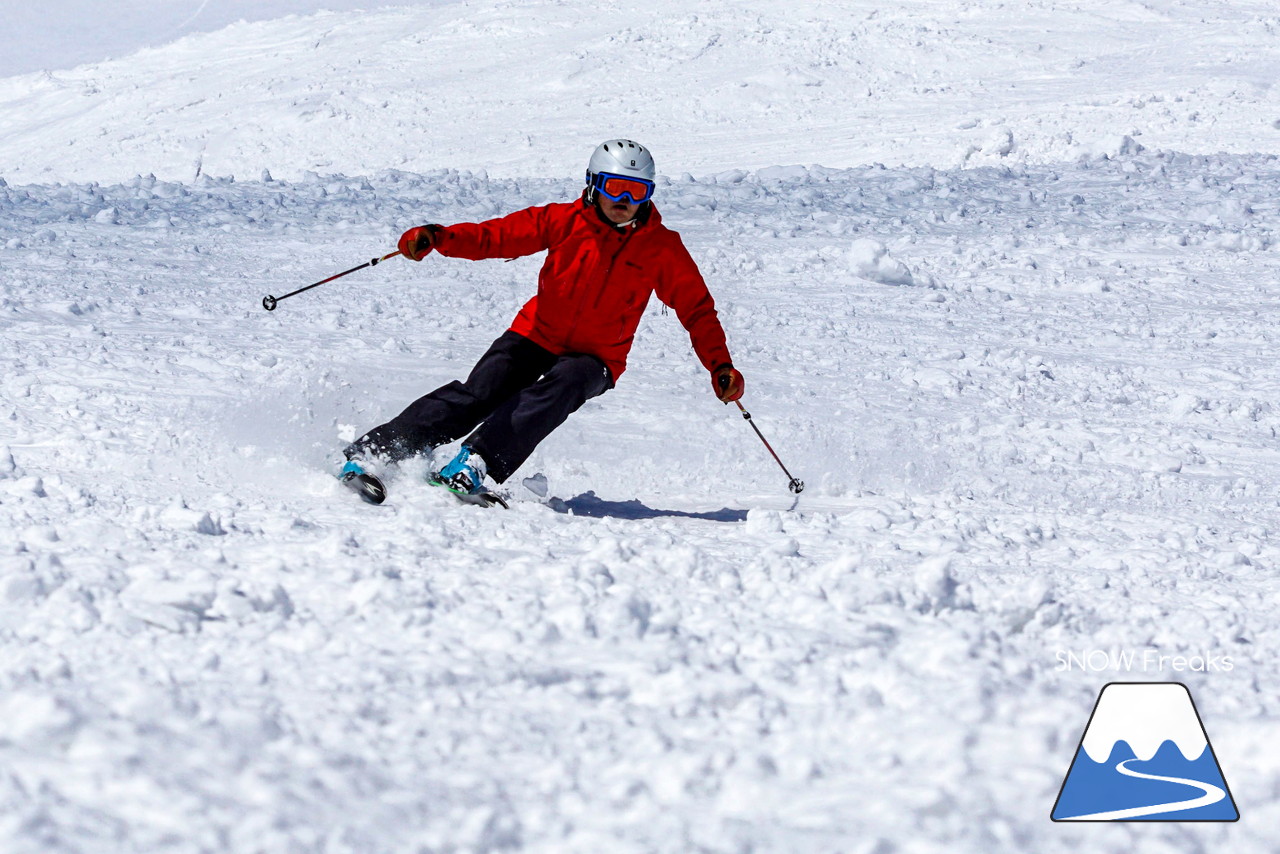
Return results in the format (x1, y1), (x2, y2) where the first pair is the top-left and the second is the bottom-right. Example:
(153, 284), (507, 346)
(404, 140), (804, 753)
(4, 153), (1280, 852)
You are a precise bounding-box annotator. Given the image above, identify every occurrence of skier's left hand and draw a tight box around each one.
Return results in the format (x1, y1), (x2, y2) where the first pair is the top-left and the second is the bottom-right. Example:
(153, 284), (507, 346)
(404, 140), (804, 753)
(712, 364), (744, 403)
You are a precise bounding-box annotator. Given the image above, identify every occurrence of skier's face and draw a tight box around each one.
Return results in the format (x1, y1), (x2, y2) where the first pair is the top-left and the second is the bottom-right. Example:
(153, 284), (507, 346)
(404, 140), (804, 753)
(599, 198), (641, 224)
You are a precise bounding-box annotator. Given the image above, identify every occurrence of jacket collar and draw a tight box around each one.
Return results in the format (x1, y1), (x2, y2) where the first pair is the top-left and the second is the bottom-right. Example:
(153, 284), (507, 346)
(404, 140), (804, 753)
(579, 193), (662, 233)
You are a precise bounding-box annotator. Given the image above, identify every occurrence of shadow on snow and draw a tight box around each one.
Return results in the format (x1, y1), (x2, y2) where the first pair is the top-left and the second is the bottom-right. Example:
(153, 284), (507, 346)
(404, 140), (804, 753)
(556, 491), (747, 522)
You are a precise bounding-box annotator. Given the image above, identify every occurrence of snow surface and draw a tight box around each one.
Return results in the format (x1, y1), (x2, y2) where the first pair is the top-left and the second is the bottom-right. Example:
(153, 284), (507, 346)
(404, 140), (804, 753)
(4, 2), (1280, 852)
(5, 0), (1280, 183)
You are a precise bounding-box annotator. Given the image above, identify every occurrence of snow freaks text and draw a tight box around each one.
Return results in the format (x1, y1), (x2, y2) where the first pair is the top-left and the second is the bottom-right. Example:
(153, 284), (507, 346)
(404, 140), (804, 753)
(1055, 650), (1234, 674)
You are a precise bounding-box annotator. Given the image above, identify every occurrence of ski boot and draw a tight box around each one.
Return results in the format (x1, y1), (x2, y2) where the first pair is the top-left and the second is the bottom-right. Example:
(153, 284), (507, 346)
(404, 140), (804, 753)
(434, 446), (488, 495)
(430, 447), (508, 508)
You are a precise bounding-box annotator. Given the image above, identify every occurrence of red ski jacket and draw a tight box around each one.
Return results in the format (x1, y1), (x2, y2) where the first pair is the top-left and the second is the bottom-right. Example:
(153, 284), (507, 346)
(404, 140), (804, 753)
(431, 198), (732, 382)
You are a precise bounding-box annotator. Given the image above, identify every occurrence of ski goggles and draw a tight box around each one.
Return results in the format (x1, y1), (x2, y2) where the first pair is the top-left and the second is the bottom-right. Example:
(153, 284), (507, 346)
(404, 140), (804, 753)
(590, 171), (655, 204)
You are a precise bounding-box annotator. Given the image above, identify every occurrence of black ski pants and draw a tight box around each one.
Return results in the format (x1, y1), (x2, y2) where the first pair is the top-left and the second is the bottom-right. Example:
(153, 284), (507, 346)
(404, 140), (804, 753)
(346, 331), (613, 482)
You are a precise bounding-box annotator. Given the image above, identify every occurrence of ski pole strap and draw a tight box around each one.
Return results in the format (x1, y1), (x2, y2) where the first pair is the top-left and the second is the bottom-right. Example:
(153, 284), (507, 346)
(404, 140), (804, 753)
(735, 401), (804, 494)
(262, 250), (403, 311)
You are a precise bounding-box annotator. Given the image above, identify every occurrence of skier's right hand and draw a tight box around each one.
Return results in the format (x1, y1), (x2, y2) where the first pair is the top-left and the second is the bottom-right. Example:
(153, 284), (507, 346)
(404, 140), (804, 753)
(398, 224), (442, 261)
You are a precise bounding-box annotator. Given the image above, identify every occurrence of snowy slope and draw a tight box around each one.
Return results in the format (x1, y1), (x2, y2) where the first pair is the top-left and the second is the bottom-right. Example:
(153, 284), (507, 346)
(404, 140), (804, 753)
(2, 0), (1280, 184)
(0, 0), (461, 79)
(4, 2), (1280, 853)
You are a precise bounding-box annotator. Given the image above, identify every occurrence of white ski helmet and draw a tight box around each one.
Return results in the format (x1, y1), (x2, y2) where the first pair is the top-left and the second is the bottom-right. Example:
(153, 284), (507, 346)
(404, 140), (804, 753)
(585, 139), (656, 203)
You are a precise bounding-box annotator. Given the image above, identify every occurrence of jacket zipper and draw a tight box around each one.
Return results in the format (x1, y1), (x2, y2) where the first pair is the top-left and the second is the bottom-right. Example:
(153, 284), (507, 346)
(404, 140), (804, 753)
(592, 233), (635, 309)
(564, 219), (636, 342)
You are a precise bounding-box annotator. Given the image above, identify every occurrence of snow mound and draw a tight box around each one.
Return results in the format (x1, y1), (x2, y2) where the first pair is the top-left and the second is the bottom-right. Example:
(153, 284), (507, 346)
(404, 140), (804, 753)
(848, 238), (914, 286)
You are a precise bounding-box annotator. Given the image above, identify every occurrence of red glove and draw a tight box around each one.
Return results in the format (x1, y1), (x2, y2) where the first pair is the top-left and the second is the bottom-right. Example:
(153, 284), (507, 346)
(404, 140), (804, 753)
(398, 224), (441, 261)
(712, 365), (744, 403)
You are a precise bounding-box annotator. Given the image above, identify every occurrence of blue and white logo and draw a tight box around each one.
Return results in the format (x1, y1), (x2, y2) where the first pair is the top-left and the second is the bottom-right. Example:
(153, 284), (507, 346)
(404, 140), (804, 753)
(1052, 682), (1239, 821)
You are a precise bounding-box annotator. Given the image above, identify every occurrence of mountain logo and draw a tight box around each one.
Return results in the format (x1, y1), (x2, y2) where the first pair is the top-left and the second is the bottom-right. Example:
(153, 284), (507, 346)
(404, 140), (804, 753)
(1051, 682), (1239, 822)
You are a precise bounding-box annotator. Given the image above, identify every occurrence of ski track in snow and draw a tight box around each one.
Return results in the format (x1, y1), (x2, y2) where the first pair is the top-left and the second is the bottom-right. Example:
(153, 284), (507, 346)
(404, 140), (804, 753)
(4, 154), (1280, 852)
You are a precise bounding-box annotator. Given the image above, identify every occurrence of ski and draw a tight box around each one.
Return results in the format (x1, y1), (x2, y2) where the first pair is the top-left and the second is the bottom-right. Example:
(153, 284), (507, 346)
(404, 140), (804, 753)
(337, 462), (507, 508)
(339, 462), (387, 505)
(342, 470), (387, 505)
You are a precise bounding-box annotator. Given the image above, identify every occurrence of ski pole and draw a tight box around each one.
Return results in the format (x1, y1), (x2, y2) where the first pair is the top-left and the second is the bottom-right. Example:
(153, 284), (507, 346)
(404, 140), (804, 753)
(261, 250), (402, 311)
(734, 400), (804, 494)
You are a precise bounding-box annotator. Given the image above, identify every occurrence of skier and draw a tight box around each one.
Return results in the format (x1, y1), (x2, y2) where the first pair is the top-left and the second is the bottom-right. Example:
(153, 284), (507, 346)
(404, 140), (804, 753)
(340, 139), (744, 502)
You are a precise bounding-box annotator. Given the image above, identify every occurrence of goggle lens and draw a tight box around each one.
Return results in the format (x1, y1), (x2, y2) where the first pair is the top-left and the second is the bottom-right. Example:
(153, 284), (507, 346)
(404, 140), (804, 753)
(594, 172), (654, 203)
